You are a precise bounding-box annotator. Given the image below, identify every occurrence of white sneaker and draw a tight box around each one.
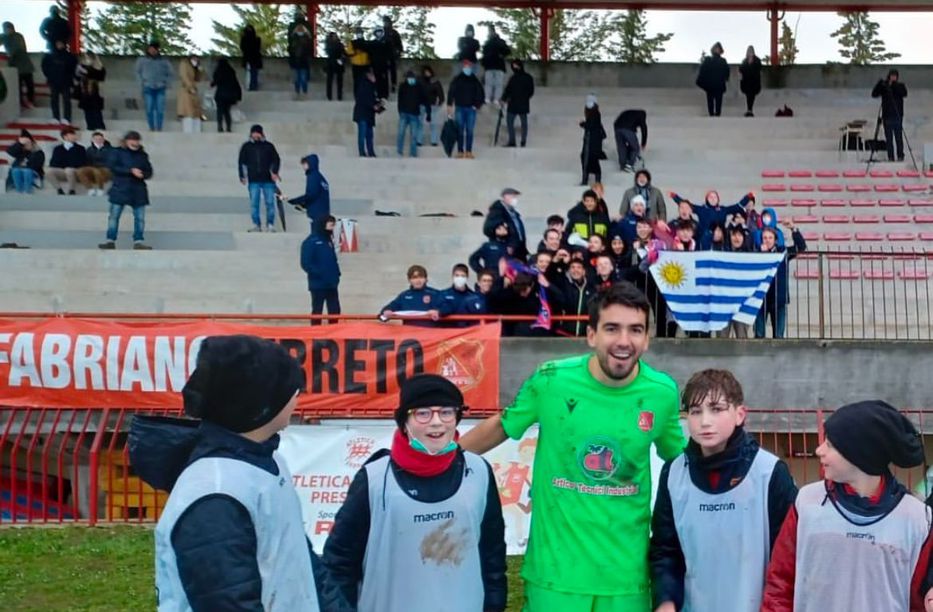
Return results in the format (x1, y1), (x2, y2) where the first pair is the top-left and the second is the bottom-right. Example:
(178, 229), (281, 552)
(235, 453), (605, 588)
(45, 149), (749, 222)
(248, 225), (262, 232)
(89, 188), (98, 196)
(265, 224), (277, 233)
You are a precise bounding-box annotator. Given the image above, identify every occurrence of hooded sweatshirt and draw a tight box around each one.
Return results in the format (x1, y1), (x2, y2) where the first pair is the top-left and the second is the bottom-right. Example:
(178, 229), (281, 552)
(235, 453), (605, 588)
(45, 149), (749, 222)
(752, 207), (786, 249)
(300, 217), (340, 291)
(620, 169), (667, 221)
(565, 201), (610, 240)
(299, 154), (330, 220)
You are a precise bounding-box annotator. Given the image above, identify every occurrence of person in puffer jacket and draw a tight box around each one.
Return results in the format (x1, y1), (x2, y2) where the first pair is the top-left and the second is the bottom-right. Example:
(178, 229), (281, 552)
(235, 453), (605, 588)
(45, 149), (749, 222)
(565, 189), (610, 240)
(130, 335), (352, 611)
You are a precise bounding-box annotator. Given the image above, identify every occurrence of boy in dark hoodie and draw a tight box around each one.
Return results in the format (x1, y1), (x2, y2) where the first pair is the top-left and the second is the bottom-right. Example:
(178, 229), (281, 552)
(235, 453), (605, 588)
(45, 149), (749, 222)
(651, 369), (797, 612)
(290, 153), (330, 230)
(762, 400), (933, 612)
(300, 215), (341, 324)
(469, 223), (511, 276)
(671, 190), (754, 238)
(130, 335), (350, 611)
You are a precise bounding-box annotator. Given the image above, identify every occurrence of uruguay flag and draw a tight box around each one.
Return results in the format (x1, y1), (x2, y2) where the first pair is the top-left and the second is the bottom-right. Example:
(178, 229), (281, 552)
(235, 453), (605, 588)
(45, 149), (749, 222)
(648, 251), (785, 332)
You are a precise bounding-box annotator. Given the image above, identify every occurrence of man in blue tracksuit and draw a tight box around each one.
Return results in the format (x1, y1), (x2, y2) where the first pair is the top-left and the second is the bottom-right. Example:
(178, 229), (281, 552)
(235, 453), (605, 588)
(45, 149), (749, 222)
(438, 263), (487, 326)
(469, 222), (511, 277)
(300, 215), (341, 325)
(290, 153), (330, 230)
(379, 264), (440, 327)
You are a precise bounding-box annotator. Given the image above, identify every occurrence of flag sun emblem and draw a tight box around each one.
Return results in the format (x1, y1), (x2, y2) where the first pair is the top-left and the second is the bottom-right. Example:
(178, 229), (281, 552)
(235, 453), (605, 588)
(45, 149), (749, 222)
(659, 260), (688, 288)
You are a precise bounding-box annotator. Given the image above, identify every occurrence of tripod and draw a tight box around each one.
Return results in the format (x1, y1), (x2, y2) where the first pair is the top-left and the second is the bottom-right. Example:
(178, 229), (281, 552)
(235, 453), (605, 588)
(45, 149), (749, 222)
(865, 95), (918, 172)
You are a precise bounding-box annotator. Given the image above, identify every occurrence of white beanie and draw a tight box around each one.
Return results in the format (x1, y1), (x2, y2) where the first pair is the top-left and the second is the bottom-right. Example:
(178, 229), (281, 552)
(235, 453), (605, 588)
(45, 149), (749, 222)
(585, 93), (597, 109)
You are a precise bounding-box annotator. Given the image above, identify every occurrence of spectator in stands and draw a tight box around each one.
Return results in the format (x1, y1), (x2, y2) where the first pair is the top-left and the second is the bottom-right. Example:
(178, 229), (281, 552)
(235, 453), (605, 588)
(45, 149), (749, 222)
(671, 219), (698, 251)
(608, 233), (634, 275)
(469, 223), (511, 276)
(619, 169), (667, 221)
(548, 258), (593, 337)
(457, 24), (480, 63)
(324, 32), (346, 101)
(614, 109), (647, 172)
(353, 68), (379, 158)
(379, 265), (440, 326)
(486, 272), (558, 337)
(702, 222), (727, 251)
(383, 16), (403, 94)
(288, 25), (313, 100)
(447, 60), (485, 159)
(76, 52), (106, 130)
(539, 228), (562, 255)
(346, 27), (370, 91)
(439, 264), (487, 325)
(177, 55), (204, 134)
(502, 60), (534, 148)
(1, 22), (36, 109)
(135, 335), (347, 611)
(6, 130), (45, 194)
(545, 214), (565, 237)
(301, 215), (341, 325)
(739, 45), (762, 117)
(39, 6), (69, 51)
(671, 190), (753, 238)
(99, 130), (152, 250)
(476, 269), (496, 296)
(238, 124), (281, 233)
(617, 194), (647, 244)
(239, 24), (262, 91)
(594, 255), (619, 289)
(290, 153), (329, 229)
(579, 94), (606, 186)
(483, 187), (527, 261)
(631, 218), (676, 338)
(751, 207), (785, 249)
(566, 189), (610, 240)
(755, 221), (805, 339)
(136, 41), (173, 132)
(719, 235), (751, 337)
(323, 374), (506, 612)
(211, 58), (242, 133)
(532, 251), (552, 274)
(368, 28), (392, 100)
(41, 40), (77, 126)
(481, 26), (510, 106)
(696, 42), (729, 117)
(287, 9), (310, 49)
(76, 131), (112, 196)
(48, 126), (88, 195)
(397, 70), (429, 158)
(726, 226), (751, 253)
(586, 233), (607, 261)
(419, 65), (445, 147)
(872, 69), (908, 162)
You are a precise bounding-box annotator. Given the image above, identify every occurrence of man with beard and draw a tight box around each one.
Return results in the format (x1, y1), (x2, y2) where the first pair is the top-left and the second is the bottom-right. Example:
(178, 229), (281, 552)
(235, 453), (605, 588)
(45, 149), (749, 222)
(461, 282), (685, 611)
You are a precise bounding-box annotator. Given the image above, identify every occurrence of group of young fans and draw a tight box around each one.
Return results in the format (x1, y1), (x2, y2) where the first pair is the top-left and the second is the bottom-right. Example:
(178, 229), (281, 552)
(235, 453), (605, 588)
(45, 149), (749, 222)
(135, 282), (933, 612)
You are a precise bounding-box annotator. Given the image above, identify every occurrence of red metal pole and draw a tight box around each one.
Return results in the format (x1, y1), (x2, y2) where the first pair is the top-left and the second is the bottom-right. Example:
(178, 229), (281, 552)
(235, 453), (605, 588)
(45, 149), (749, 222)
(306, 2), (318, 58)
(539, 9), (550, 63)
(769, 7), (779, 66)
(68, 0), (83, 53)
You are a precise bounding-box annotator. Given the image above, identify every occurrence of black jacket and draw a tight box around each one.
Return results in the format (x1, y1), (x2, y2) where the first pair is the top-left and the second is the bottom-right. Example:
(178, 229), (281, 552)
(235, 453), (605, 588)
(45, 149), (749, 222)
(422, 77), (445, 107)
(366, 39), (391, 72)
(469, 238), (510, 274)
(325, 38), (346, 71)
(211, 61), (242, 106)
(447, 73), (484, 109)
(41, 48), (78, 89)
(237, 139), (280, 183)
(239, 29), (263, 68)
(650, 428), (798, 610)
(385, 28), (403, 60)
(739, 56), (762, 96)
(6, 141), (45, 178)
(480, 36), (510, 71)
(483, 200), (528, 261)
(301, 219), (340, 291)
(565, 202), (610, 240)
(322, 448), (507, 611)
(457, 36), (480, 62)
(580, 108), (606, 158)
(872, 79), (908, 121)
(549, 271), (596, 337)
(486, 279), (561, 337)
(288, 34), (313, 70)
(614, 109), (648, 147)
(764, 229), (807, 305)
(49, 143), (88, 169)
(397, 80), (429, 117)
(502, 70), (534, 115)
(696, 55), (729, 94)
(129, 416), (352, 612)
(86, 142), (113, 168)
(40, 14), (70, 47)
(107, 145), (152, 207)
(353, 77), (379, 125)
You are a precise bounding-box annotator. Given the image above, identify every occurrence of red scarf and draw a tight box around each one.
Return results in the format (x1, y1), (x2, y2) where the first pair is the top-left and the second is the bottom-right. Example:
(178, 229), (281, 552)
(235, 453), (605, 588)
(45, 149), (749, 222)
(389, 429), (458, 478)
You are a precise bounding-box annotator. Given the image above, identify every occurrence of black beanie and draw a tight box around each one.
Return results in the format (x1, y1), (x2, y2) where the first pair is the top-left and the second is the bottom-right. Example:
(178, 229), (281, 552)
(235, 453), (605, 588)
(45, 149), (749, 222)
(250, 124), (264, 136)
(824, 400), (924, 476)
(182, 335), (305, 433)
(394, 374), (465, 428)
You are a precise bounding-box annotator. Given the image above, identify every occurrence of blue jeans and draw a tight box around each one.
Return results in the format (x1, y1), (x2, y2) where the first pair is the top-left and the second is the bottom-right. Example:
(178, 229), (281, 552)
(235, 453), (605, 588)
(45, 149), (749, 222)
(356, 121), (375, 157)
(247, 65), (259, 91)
(754, 302), (787, 339)
(106, 204), (146, 242)
(143, 87), (166, 131)
(293, 68), (309, 94)
(420, 104), (443, 145)
(455, 106), (477, 152)
(248, 182), (276, 227)
(10, 167), (36, 193)
(397, 113), (421, 157)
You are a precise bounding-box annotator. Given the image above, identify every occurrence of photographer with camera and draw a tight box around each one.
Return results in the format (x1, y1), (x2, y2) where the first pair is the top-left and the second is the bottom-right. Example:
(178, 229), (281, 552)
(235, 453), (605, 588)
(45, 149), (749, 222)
(871, 68), (908, 162)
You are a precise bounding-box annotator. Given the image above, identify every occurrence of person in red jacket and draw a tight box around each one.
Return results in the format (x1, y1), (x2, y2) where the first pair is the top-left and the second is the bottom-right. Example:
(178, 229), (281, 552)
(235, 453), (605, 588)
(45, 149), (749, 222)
(761, 400), (933, 612)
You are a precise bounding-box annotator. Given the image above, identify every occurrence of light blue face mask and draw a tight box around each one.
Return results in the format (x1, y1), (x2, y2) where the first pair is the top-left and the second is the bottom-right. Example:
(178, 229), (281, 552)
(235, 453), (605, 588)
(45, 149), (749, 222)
(410, 436), (458, 456)
(463, 67), (473, 76)
(407, 77), (416, 86)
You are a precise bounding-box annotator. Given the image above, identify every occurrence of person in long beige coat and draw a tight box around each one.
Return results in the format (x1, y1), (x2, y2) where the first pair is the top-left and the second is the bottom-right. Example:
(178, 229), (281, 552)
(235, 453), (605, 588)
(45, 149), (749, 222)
(177, 55), (203, 133)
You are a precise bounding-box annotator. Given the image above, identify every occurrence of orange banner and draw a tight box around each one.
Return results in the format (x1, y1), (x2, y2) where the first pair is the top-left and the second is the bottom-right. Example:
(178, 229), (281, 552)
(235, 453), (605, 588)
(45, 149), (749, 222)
(0, 319), (500, 412)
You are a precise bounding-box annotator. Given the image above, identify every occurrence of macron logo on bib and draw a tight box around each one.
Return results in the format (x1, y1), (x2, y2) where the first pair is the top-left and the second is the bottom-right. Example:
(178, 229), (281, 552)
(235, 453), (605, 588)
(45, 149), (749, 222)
(698, 502), (736, 512)
(413, 511), (455, 523)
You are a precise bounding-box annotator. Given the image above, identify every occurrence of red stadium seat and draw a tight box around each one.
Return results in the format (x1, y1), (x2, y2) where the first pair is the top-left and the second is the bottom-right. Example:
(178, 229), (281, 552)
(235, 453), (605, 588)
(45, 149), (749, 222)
(897, 169), (921, 178)
(879, 199), (906, 207)
(926, 170), (933, 179)
(853, 215), (880, 223)
(792, 215), (819, 224)
(887, 232), (916, 241)
(847, 184), (872, 192)
(899, 268), (932, 280)
(855, 232), (884, 241)
(874, 184), (899, 192)
(794, 269), (820, 280)
(909, 199), (933, 207)
(902, 184), (929, 193)
(829, 269), (861, 280)
(822, 215), (850, 224)
(788, 170), (813, 178)
(820, 199), (846, 207)
(791, 199), (818, 207)
(914, 215), (933, 223)
(849, 199), (877, 207)
(802, 231), (821, 242)
(883, 215), (912, 223)
(761, 169), (785, 178)
(815, 170), (841, 178)
(869, 169), (894, 178)
(762, 184), (787, 192)
(920, 233), (933, 241)
(864, 270), (896, 280)
(817, 184), (844, 192)
(823, 232), (852, 241)
(843, 169), (867, 178)
(762, 198), (789, 207)
(790, 184), (815, 192)
(826, 253), (855, 260)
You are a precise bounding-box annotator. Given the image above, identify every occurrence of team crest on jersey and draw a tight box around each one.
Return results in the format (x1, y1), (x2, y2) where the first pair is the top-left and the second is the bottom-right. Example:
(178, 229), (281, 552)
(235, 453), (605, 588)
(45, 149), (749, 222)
(578, 436), (620, 481)
(637, 411), (654, 432)
(423, 295), (431, 304)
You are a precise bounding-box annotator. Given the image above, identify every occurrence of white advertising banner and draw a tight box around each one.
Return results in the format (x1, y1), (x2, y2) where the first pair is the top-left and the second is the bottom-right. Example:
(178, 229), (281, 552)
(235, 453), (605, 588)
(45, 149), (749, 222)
(279, 419), (666, 555)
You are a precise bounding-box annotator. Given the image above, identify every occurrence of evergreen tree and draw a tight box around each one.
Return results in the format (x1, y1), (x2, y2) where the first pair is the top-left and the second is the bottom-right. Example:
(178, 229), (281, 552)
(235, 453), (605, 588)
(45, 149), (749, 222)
(480, 9), (609, 61)
(384, 7), (437, 59)
(210, 4), (290, 58)
(605, 10), (672, 63)
(317, 5), (379, 47)
(479, 10), (538, 59)
(85, 2), (195, 56)
(831, 11), (900, 65)
(778, 21), (799, 66)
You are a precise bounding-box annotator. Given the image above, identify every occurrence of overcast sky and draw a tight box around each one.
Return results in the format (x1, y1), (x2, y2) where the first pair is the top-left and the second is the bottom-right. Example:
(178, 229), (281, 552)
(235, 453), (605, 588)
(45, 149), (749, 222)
(6, 2), (928, 64)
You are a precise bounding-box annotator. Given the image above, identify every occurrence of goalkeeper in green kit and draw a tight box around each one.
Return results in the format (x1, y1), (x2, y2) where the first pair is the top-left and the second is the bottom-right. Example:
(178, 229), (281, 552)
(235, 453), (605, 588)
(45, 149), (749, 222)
(461, 282), (686, 611)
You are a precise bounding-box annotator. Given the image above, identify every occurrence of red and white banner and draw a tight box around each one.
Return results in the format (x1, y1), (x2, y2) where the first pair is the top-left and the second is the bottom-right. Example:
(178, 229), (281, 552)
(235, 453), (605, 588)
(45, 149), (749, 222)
(0, 319), (500, 412)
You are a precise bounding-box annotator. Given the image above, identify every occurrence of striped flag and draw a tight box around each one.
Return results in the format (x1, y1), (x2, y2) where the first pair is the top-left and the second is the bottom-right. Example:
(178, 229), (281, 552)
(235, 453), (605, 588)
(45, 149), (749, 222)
(648, 251), (786, 332)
